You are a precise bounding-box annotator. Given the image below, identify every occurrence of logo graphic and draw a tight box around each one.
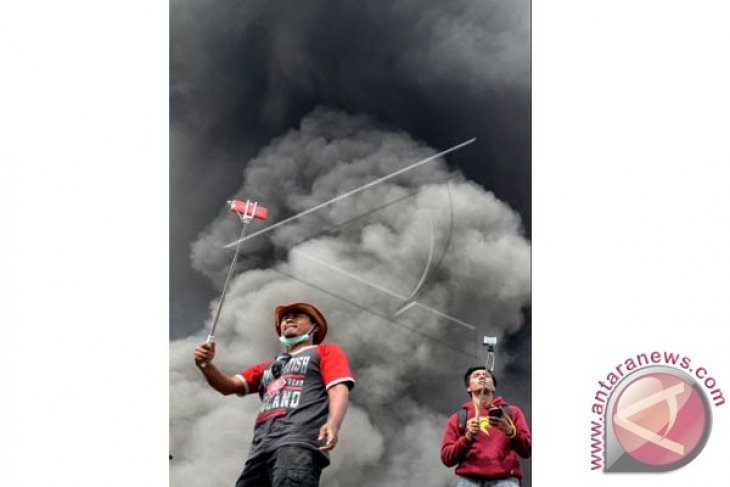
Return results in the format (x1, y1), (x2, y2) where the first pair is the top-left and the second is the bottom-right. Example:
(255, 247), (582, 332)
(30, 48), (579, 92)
(604, 366), (712, 472)
(265, 377), (287, 398)
(475, 416), (490, 434)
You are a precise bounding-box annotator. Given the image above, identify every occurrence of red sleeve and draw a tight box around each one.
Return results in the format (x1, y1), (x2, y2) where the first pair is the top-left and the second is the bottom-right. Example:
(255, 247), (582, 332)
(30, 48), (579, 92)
(318, 343), (355, 390)
(237, 361), (270, 395)
(440, 413), (473, 466)
(507, 405), (532, 458)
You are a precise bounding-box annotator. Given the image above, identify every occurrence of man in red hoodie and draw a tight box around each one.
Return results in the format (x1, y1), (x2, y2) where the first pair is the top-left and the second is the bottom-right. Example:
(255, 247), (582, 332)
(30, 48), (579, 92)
(441, 366), (531, 486)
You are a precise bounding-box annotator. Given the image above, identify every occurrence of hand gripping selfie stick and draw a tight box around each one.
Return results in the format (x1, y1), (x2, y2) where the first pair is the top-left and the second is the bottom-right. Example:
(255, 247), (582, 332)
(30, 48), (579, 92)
(473, 336), (497, 440)
(200, 199), (268, 368)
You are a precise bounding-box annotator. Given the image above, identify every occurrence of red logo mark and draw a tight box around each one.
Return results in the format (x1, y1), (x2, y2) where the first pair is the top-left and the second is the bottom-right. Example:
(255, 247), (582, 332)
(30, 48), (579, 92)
(612, 372), (708, 466)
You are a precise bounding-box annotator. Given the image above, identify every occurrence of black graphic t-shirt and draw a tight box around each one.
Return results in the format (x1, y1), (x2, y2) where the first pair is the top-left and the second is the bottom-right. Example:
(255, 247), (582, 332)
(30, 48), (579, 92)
(236, 343), (355, 462)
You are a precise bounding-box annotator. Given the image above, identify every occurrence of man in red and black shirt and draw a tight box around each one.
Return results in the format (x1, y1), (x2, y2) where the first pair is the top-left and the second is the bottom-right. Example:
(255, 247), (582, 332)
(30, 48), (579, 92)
(194, 302), (355, 487)
(441, 367), (531, 487)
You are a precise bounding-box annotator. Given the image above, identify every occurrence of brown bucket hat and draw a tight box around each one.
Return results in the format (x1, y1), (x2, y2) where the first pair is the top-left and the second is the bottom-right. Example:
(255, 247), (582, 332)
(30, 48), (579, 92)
(274, 302), (328, 344)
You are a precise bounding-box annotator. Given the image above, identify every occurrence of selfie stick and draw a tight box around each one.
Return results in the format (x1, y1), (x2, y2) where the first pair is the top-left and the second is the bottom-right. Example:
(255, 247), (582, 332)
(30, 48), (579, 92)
(473, 336), (497, 439)
(200, 200), (267, 368)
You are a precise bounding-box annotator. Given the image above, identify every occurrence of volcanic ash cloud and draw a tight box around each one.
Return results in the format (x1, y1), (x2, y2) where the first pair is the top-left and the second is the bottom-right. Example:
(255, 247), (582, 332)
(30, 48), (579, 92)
(170, 108), (530, 486)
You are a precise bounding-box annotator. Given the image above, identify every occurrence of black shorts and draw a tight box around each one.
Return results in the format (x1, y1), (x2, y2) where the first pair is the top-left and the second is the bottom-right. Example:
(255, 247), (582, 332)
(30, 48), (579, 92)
(235, 445), (326, 487)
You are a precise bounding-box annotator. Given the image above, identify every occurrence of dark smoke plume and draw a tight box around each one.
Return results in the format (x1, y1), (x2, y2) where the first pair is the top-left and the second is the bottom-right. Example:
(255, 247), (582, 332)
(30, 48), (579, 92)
(170, 1), (531, 484)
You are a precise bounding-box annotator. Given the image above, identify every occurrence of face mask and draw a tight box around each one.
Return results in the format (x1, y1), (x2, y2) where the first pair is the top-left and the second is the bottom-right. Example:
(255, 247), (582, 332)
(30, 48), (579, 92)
(278, 333), (310, 347)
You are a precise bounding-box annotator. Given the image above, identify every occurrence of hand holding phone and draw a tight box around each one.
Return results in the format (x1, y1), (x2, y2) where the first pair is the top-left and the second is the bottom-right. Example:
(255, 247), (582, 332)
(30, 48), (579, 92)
(488, 407), (503, 418)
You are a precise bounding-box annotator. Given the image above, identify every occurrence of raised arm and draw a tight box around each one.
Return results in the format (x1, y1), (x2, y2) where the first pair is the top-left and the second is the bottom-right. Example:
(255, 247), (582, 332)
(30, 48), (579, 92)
(194, 342), (245, 396)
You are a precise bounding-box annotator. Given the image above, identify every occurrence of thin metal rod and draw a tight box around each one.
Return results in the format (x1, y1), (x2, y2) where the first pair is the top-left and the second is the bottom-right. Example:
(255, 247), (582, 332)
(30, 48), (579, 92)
(224, 138), (476, 248)
(486, 349), (495, 372)
(207, 219), (251, 342)
(475, 347), (496, 435)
